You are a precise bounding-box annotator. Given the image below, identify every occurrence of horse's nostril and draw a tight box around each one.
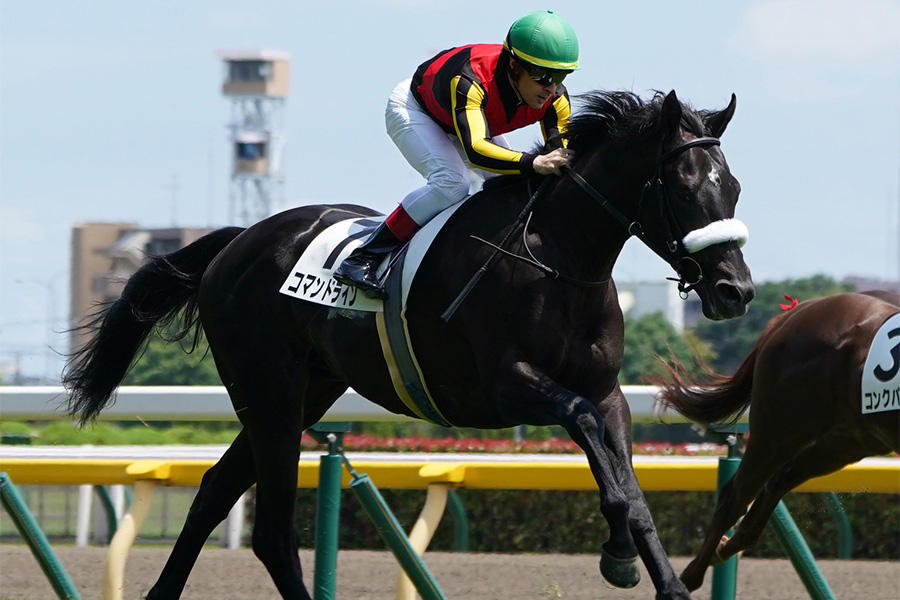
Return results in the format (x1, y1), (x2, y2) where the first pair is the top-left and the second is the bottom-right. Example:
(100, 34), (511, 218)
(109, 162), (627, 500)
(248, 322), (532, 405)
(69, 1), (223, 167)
(715, 281), (744, 306)
(743, 285), (756, 305)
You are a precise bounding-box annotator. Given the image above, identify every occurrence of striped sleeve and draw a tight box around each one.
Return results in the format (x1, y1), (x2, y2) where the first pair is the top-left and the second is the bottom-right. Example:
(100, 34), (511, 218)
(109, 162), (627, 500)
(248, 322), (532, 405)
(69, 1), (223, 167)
(540, 89), (571, 149)
(450, 76), (535, 174)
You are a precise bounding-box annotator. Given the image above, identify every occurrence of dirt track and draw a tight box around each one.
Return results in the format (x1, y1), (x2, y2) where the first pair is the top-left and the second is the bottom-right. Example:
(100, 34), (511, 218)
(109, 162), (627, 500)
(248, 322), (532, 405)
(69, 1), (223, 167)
(1, 545), (898, 599)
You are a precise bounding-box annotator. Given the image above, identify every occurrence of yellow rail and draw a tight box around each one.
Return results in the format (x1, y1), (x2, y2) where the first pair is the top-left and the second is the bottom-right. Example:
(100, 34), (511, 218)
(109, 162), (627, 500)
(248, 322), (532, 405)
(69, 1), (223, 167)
(3, 454), (895, 600)
(1, 456), (897, 493)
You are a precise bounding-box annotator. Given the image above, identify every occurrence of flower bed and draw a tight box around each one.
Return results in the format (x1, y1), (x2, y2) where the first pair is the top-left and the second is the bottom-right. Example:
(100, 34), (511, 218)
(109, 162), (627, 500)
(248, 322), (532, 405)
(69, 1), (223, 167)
(300, 433), (727, 456)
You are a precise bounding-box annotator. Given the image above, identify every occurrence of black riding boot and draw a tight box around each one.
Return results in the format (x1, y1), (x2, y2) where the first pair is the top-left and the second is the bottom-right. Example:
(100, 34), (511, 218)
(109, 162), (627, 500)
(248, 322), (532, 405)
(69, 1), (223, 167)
(332, 223), (401, 299)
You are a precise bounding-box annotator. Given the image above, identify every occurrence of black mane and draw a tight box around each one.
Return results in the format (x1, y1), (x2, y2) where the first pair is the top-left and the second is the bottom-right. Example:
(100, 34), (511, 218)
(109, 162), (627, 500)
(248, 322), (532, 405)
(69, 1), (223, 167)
(489, 90), (710, 193)
(564, 90), (705, 152)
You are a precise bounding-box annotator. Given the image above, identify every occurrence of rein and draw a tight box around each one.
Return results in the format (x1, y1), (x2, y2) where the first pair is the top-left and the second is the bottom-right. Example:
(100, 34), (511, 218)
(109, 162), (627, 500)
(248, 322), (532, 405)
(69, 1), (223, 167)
(468, 208), (610, 287)
(440, 177), (555, 322)
(442, 135), (744, 321)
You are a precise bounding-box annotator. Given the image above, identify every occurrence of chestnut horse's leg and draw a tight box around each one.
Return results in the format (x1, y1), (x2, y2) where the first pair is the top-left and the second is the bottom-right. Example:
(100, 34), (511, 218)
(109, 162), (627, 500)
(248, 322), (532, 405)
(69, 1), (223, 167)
(681, 426), (810, 590)
(495, 361), (673, 593)
(718, 438), (868, 561)
(146, 430), (256, 599)
(679, 433), (787, 592)
(598, 386), (692, 600)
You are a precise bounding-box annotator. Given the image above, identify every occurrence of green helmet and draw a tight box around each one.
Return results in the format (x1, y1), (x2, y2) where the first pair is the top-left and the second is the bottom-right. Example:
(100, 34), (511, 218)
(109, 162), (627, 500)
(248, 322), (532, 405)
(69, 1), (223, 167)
(503, 10), (579, 71)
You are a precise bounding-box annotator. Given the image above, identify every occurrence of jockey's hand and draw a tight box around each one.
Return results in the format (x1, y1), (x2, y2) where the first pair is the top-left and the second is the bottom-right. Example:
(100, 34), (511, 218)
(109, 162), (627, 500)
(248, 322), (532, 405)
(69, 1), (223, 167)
(533, 148), (573, 176)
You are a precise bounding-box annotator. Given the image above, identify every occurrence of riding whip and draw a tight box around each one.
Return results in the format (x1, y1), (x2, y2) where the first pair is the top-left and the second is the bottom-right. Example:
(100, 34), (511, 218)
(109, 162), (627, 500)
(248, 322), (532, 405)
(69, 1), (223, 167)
(440, 176), (554, 322)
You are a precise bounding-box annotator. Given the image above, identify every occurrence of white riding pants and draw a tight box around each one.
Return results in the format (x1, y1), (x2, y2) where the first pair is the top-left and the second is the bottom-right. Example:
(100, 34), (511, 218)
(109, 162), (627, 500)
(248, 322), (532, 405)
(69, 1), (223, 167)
(385, 78), (509, 226)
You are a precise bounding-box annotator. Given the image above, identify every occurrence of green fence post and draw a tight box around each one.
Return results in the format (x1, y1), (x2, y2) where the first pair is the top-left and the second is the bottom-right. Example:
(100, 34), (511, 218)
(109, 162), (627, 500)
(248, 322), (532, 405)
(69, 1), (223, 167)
(1, 473), (81, 600)
(309, 422), (352, 600)
(709, 425), (747, 600)
(349, 472), (447, 600)
(710, 453), (740, 600)
(770, 500), (837, 600)
(446, 489), (469, 552)
(93, 485), (118, 544)
(823, 492), (853, 559)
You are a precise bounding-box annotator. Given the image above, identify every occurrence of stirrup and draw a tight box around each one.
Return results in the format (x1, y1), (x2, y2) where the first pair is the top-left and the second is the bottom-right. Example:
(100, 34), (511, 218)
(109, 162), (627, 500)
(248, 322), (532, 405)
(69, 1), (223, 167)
(333, 267), (386, 299)
(351, 276), (386, 299)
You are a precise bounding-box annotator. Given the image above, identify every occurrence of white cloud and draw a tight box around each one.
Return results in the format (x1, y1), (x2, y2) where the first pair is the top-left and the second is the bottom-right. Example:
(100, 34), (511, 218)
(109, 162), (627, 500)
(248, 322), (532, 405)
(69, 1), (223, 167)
(735, 0), (899, 63)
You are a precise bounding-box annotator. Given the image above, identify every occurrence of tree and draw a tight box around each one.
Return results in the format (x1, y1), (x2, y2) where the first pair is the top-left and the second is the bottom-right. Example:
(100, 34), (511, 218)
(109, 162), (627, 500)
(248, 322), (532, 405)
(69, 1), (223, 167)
(693, 275), (854, 375)
(620, 312), (713, 384)
(122, 329), (221, 385)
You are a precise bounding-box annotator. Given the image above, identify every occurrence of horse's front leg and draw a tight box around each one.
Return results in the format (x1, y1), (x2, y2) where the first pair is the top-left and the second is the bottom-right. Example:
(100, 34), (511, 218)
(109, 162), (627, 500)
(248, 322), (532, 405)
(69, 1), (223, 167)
(598, 386), (692, 600)
(495, 360), (640, 589)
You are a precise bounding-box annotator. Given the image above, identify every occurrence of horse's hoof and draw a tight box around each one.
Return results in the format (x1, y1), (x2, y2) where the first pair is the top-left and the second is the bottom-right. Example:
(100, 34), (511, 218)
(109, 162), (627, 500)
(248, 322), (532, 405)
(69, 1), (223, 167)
(599, 551), (640, 588)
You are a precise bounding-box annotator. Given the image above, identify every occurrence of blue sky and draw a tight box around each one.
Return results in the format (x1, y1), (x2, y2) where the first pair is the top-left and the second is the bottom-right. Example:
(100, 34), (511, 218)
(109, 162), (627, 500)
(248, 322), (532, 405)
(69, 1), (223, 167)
(1, 1), (898, 380)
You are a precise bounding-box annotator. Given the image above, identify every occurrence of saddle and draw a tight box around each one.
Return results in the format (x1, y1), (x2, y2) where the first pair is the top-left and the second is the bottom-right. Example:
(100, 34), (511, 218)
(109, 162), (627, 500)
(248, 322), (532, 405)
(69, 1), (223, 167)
(279, 203), (464, 426)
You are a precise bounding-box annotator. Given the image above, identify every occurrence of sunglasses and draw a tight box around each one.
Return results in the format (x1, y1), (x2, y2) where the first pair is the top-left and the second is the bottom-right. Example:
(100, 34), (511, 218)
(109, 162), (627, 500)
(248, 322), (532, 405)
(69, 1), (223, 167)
(521, 62), (570, 86)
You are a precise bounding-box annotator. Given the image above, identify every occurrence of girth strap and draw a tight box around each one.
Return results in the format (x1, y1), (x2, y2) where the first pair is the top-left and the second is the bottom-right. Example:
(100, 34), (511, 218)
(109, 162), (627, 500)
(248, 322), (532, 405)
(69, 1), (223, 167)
(376, 246), (452, 427)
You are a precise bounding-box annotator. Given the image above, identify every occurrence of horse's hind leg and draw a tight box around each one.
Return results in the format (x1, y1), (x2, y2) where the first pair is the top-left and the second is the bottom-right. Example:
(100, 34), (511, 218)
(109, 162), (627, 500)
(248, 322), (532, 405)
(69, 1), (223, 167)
(147, 429), (256, 599)
(246, 409), (308, 598)
(679, 436), (781, 592)
(717, 438), (866, 561)
(242, 367), (347, 600)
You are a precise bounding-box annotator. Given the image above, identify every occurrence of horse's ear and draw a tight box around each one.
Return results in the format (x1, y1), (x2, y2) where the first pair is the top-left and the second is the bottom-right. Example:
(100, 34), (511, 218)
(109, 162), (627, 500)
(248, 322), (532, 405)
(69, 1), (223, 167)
(704, 93), (737, 138)
(660, 90), (683, 137)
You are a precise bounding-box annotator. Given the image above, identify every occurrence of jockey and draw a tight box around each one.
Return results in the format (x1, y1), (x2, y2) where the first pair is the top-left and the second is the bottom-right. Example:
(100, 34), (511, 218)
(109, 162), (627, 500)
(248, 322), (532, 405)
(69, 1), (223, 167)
(333, 10), (579, 298)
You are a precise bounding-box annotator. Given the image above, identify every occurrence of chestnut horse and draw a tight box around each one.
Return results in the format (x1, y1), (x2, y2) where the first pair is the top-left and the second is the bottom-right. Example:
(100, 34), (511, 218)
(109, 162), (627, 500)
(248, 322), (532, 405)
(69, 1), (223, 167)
(657, 290), (900, 591)
(64, 90), (754, 600)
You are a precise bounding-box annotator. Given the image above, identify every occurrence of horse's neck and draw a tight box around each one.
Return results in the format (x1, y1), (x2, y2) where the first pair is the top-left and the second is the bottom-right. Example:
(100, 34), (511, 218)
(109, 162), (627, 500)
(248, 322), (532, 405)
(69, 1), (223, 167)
(531, 174), (638, 281)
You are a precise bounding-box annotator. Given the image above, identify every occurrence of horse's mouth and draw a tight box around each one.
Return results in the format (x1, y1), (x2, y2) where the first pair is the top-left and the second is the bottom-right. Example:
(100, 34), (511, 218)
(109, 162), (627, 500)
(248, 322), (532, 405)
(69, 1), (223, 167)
(700, 278), (755, 320)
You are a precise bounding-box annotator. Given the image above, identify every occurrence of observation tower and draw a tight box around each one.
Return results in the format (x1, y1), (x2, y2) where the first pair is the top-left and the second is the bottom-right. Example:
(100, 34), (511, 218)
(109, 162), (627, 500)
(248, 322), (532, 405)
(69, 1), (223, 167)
(218, 49), (290, 224)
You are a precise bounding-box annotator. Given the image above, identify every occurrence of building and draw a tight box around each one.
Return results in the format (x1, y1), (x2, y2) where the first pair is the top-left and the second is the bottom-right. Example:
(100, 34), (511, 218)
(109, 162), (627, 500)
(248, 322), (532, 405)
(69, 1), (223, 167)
(69, 223), (214, 352)
(616, 280), (689, 331)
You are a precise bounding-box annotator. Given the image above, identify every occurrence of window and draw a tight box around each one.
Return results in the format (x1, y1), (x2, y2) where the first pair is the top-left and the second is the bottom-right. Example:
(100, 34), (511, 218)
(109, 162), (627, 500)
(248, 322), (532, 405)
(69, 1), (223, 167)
(236, 142), (266, 160)
(229, 60), (268, 82)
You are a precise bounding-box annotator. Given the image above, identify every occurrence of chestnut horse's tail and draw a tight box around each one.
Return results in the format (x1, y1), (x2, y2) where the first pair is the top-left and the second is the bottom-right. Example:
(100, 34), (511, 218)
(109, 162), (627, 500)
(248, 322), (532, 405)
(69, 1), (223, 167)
(63, 227), (245, 424)
(655, 346), (760, 427)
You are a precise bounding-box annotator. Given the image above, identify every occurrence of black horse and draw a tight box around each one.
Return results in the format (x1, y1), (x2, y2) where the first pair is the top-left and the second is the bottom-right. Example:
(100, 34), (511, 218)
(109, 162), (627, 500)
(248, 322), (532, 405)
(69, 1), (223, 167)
(64, 90), (754, 600)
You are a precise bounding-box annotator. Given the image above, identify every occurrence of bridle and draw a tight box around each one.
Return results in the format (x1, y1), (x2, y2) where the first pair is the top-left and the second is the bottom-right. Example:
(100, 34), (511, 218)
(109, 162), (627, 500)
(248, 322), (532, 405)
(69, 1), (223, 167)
(564, 135), (746, 295)
(445, 135), (748, 321)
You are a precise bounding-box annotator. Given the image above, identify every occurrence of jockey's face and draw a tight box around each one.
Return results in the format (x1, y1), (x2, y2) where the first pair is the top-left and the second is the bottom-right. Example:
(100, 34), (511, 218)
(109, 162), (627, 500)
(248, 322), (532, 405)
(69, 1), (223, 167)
(509, 57), (557, 109)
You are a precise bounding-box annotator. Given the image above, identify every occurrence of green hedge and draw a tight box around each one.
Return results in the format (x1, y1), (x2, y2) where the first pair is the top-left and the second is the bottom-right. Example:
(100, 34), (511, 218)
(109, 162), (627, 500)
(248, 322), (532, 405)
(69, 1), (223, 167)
(291, 488), (899, 560)
(0, 420), (240, 445)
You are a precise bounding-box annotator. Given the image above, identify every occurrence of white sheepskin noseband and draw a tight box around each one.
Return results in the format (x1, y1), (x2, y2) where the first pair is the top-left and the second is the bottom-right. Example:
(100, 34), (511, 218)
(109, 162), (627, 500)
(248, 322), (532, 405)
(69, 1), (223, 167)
(682, 219), (749, 253)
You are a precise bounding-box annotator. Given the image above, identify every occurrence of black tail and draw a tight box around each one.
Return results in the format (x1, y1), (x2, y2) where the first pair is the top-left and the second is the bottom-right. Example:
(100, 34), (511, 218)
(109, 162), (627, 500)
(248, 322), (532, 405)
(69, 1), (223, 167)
(653, 348), (757, 426)
(63, 227), (244, 423)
